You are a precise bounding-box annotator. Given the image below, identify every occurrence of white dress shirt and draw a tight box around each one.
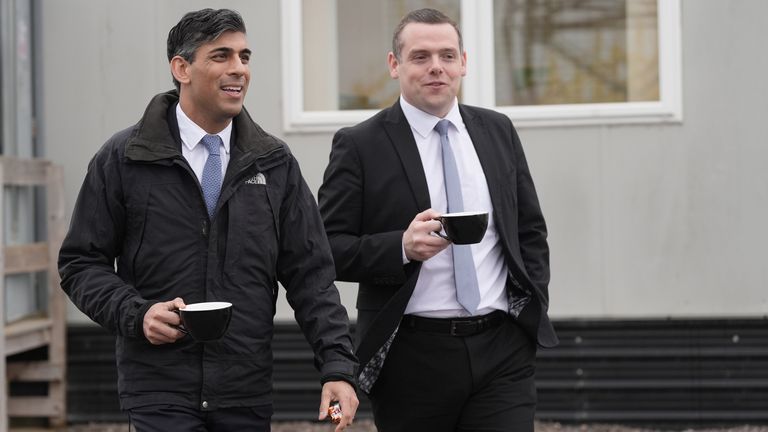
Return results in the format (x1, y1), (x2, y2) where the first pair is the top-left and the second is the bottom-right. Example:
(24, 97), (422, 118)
(176, 104), (232, 182)
(400, 97), (508, 318)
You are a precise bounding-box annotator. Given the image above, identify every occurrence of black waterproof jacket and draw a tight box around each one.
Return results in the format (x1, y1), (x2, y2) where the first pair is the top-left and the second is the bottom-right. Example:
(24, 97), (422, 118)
(59, 91), (356, 411)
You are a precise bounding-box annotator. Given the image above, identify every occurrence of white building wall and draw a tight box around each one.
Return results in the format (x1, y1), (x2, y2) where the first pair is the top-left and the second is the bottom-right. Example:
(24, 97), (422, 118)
(38, 0), (768, 323)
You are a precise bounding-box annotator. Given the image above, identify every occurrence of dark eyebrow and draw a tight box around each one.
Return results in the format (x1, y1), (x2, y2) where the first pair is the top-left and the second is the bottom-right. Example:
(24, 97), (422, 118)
(208, 47), (232, 56)
(208, 47), (252, 57)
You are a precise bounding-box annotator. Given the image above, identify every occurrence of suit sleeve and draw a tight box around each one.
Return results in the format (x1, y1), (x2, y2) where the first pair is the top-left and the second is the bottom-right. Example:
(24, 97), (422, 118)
(318, 128), (407, 286)
(509, 121), (551, 300)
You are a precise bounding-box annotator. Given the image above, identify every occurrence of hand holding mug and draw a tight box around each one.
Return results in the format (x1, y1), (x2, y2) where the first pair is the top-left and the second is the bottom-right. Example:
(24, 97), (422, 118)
(143, 297), (187, 345)
(403, 209), (450, 262)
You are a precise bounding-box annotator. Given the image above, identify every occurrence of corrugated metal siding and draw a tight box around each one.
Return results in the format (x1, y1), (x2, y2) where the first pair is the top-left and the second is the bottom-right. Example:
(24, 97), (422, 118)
(537, 319), (768, 422)
(66, 327), (123, 423)
(65, 324), (372, 423)
(67, 318), (768, 424)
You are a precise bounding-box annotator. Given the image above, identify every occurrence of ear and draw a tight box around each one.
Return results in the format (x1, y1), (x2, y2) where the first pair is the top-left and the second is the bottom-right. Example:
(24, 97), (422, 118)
(460, 50), (467, 77)
(170, 56), (191, 86)
(387, 52), (399, 79)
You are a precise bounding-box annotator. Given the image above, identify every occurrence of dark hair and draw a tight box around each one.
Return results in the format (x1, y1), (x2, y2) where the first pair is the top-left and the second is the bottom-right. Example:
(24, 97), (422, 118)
(166, 8), (246, 91)
(392, 8), (462, 61)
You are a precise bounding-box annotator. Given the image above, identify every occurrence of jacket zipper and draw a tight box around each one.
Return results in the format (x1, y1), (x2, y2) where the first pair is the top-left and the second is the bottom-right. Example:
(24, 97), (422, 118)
(167, 157), (211, 234)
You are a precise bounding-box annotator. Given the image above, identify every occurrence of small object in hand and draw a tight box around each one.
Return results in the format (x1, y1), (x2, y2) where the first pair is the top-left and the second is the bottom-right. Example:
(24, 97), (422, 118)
(328, 401), (343, 424)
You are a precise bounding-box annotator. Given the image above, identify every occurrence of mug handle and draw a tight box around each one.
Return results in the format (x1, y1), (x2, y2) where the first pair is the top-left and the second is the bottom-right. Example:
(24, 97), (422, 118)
(172, 309), (189, 335)
(432, 218), (451, 241)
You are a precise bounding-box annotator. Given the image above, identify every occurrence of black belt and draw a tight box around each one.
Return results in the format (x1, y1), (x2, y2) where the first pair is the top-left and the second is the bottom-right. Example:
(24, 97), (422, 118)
(401, 310), (507, 337)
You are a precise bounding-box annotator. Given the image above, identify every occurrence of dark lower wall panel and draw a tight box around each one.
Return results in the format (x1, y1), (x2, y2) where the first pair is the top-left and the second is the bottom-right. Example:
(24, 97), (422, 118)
(67, 318), (768, 424)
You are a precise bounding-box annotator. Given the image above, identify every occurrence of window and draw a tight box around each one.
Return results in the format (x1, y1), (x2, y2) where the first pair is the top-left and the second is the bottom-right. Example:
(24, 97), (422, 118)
(493, 0), (659, 106)
(282, 0), (681, 132)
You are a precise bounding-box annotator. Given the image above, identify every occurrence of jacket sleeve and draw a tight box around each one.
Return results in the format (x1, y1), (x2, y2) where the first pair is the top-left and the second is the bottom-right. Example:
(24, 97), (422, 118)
(509, 120), (550, 300)
(58, 142), (154, 339)
(276, 154), (358, 384)
(317, 128), (407, 285)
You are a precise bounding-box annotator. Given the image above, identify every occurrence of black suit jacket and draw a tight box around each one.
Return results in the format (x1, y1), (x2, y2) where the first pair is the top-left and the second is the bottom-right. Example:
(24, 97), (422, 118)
(319, 100), (558, 370)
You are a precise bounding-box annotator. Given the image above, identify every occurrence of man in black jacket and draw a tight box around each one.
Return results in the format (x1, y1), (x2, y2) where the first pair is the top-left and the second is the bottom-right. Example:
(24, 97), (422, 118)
(58, 8), (358, 431)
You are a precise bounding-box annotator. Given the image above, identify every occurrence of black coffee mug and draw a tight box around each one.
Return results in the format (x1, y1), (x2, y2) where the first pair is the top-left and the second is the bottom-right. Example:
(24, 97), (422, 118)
(435, 211), (489, 245)
(178, 301), (232, 342)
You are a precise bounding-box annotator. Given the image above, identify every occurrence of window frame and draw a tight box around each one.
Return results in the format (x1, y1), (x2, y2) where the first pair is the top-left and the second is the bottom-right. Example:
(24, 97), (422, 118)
(281, 0), (682, 133)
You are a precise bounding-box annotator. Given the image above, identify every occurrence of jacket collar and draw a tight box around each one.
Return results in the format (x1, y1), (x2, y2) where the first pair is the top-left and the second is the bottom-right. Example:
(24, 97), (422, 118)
(124, 90), (284, 167)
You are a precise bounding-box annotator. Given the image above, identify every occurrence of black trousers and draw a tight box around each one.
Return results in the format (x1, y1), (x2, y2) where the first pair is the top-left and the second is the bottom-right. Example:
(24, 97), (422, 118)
(127, 404), (272, 432)
(368, 315), (537, 432)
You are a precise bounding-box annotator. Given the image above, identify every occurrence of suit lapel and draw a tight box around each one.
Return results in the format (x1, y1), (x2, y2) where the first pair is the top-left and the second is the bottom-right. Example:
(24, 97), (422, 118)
(461, 105), (511, 247)
(382, 101), (431, 211)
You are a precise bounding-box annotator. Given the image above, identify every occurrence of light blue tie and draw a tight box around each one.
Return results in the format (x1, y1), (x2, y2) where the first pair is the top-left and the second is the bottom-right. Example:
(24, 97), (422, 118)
(435, 119), (481, 315)
(200, 134), (223, 218)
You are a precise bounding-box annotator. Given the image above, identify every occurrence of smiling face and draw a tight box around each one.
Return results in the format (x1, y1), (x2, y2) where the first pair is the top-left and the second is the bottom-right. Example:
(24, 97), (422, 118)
(388, 22), (466, 118)
(171, 30), (251, 133)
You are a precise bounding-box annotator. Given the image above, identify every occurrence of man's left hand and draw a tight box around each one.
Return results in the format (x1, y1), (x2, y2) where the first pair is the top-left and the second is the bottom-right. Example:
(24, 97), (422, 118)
(318, 380), (359, 431)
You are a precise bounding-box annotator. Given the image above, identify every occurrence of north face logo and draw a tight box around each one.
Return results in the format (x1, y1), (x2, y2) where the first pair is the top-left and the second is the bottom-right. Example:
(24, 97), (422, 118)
(245, 173), (266, 185)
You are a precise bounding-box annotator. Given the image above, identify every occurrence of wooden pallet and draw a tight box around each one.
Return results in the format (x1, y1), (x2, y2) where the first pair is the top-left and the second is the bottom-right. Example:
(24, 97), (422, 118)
(0, 157), (67, 430)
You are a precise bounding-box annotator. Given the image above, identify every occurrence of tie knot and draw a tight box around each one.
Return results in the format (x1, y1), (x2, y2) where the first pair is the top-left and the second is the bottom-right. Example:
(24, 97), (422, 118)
(434, 119), (451, 137)
(201, 134), (222, 156)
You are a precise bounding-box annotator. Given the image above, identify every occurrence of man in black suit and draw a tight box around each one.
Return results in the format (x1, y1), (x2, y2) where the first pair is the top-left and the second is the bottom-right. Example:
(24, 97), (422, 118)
(319, 8), (557, 432)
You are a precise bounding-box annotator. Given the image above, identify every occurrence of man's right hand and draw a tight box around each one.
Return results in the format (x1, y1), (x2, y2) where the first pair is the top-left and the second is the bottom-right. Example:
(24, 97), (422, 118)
(403, 208), (450, 262)
(143, 297), (186, 345)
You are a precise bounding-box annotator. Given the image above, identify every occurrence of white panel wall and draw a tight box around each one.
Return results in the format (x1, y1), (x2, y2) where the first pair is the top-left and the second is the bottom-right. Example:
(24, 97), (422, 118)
(525, 0), (768, 318)
(39, 0), (768, 323)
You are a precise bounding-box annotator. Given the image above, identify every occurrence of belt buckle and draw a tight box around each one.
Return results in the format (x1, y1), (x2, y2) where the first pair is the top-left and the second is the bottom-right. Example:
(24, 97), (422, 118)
(450, 319), (476, 336)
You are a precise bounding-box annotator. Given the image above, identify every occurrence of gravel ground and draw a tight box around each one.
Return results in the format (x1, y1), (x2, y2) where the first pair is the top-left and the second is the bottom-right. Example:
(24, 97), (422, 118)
(60, 420), (768, 432)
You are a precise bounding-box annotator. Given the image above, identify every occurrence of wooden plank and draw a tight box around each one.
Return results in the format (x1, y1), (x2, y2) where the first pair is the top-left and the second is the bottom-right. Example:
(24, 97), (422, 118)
(7, 428), (52, 432)
(3, 243), (48, 275)
(1, 159), (8, 432)
(4, 330), (51, 357)
(3, 317), (52, 338)
(0, 157), (49, 186)
(7, 397), (62, 417)
(3, 319), (52, 356)
(45, 164), (68, 427)
(6, 361), (64, 382)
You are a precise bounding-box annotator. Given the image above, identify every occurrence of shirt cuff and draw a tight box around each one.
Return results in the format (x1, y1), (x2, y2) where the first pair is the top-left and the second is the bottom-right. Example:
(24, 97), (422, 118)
(402, 238), (411, 265)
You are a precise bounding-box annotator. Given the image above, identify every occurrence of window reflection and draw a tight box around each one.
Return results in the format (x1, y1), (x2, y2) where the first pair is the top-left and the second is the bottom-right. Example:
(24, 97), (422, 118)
(494, 0), (659, 106)
(302, 0), (460, 111)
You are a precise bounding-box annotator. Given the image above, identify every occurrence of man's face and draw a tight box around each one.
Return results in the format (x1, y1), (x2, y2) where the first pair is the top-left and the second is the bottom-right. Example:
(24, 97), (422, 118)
(388, 22), (466, 118)
(175, 31), (251, 133)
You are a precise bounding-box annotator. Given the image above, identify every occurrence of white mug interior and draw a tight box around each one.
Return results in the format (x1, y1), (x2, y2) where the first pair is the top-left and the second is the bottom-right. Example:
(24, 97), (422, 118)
(180, 301), (232, 312)
(441, 211), (488, 218)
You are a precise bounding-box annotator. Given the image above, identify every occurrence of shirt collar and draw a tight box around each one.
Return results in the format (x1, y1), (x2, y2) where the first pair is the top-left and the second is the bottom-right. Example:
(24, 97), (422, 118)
(176, 104), (232, 154)
(399, 96), (462, 138)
